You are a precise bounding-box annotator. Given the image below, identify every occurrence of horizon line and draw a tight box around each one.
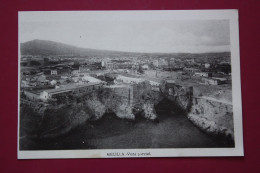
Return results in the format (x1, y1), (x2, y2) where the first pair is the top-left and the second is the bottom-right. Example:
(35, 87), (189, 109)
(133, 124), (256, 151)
(21, 39), (231, 55)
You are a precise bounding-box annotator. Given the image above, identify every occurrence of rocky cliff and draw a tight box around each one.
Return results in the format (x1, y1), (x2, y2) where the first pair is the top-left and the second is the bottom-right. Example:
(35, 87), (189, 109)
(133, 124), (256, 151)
(187, 97), (234, 141)
(20, 82), (164, 138)
(20, 81), (234, 143)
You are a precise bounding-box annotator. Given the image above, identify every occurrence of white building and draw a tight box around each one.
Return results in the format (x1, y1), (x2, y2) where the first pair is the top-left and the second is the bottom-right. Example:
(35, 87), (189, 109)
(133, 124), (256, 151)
(142, 64), (149, 70)
(79, 65), (89, 73)
(82, 75), (102, 83)
(51, 70), (57, 75)
(194, 72), (212, 77)
(115, 75), (144, 84)
(71, 70), (79, 76)
(205, 63), (211, 68)
(21, 80), (29, 87)
(149, 80), (160, 87)
(202, 77), (227, 85)
(39, 82), (102, 101)
(147, 79), (161, 91)
(50, 80), (57, 85)
(153, 60), (159, 67)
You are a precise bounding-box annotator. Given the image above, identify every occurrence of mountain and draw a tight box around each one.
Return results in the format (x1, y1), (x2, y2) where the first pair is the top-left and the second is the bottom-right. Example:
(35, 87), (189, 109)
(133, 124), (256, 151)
(20, 39), (133, 57)
(20, 39), (231, 59)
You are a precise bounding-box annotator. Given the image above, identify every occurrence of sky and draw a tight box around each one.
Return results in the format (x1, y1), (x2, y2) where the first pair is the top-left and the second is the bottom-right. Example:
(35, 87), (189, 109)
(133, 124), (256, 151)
(19, 11), (230, 53)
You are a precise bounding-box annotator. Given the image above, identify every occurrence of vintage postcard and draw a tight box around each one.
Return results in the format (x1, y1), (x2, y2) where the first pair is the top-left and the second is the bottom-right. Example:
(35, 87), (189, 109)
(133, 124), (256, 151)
(18, 10), (243, 159)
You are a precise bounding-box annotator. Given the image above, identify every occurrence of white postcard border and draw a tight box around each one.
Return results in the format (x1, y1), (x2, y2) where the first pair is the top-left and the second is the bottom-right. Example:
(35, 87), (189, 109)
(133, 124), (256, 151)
(17, 10), (243, 159)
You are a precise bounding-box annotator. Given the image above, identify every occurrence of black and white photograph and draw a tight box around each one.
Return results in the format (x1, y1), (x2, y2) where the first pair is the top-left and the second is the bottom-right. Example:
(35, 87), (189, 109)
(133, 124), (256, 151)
(18, 10), (243, 159)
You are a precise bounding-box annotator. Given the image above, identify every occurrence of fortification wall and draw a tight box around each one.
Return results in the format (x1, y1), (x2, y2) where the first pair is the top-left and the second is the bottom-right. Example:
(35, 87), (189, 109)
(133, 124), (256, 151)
(188, 97), (234, 140)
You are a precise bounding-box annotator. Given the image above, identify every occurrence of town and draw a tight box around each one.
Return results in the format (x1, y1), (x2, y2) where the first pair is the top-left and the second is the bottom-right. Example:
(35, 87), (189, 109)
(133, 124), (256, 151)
(19, 41), (234, 150)
(20, 52), (232, 104)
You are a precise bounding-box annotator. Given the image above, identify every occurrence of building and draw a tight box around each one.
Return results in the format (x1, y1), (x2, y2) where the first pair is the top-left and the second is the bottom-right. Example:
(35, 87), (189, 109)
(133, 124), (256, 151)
(158, 58), (169, 67)
(142, 64), (149, 70)
(205, 63), (211, 68)
(186, 58), (195, 63)
(24, 91), (40, 101)
(71, 76), (80, 83)
(115, 75), (144, 84)
(213, 77), (228, 84)
(71, 70), (79, 76)
(183, 68), (201, 74)
(202, 77), (227, 85)
(106, 62), (117, 70)
(51, 70), (57, 75)
(82, 75), (102, 83)
(194, 72), (212, 77)
(37, 75), (47, 82)
(39, 82), (103, 100)
(146, 78), (161, 91)
(21, 80), (29, 87)
(101, 58), (111, 67)
(61, 76), (69, 79)
(152, 60), (159, 67)
(50, 80), (57, 85)
(79, 65), (89, 73)
(117, 63), (133, 69)
(101, 60), (106, 67)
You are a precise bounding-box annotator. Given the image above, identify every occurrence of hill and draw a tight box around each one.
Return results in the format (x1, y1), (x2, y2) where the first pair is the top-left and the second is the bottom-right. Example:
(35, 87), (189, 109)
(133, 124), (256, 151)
(20, 39), (134, 57)
(20, 40), (230, 61)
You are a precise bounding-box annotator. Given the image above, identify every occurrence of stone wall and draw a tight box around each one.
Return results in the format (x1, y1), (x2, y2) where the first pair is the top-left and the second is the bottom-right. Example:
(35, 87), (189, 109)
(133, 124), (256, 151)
(20, 81), (234, 142)
(188, 97), (234, 140)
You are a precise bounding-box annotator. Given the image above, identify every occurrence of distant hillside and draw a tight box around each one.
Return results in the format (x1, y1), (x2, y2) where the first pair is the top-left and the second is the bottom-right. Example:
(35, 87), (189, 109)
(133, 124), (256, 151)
(20, 39), (230, 60)
(20, 39), (132, 57)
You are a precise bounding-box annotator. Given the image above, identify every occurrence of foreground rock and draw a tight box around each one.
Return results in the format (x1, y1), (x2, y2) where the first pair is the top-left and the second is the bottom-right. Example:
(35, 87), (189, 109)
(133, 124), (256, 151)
(20, 81), (234, 144)
(188, 96), (234, 141)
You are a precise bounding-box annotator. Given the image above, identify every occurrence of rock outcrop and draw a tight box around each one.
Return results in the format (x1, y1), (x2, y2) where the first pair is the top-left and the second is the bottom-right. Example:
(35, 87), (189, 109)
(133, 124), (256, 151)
(142, 103), (157, 120)
(187, 97), (234, 140)
(20, 81), (234, 143)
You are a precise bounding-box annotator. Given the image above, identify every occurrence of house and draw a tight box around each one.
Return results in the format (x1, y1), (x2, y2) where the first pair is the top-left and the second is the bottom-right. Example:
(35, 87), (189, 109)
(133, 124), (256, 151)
(202, 77), (227, 85)
(61, 76), (68, 79)
(205, 63), (211, 68)
(146, 79), (161, 91)
(152, 60), (159, 67)
(212, 77), (228, 84)
(24, 91), (40, 101)
(71, 77), (80, 83)
(117, 63), (133, 69)
(142, 64), (149, 70)
(29, 81), (37, 87)
(51, 70), (57, 75)
(115, 75), (145, 84)
(194, 72), (212, 77)
(40, 88), (72, 100)
(183, 68), (201, 73)
(186, 58), (195, 63)
(106, 62), (117, 70)
(50, 80), (57, 85)
(39, 82), (103, 100)
(71, 70), (79, 76)
(21, 80), (29, 87)
(79, 65), (89, 73)
(82, 75), (102, 83)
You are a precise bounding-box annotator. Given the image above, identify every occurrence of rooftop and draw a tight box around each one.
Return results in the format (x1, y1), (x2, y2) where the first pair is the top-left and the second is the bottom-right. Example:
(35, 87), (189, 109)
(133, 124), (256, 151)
(44, 82), (101, 94)
(166, 80), (175, 84)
